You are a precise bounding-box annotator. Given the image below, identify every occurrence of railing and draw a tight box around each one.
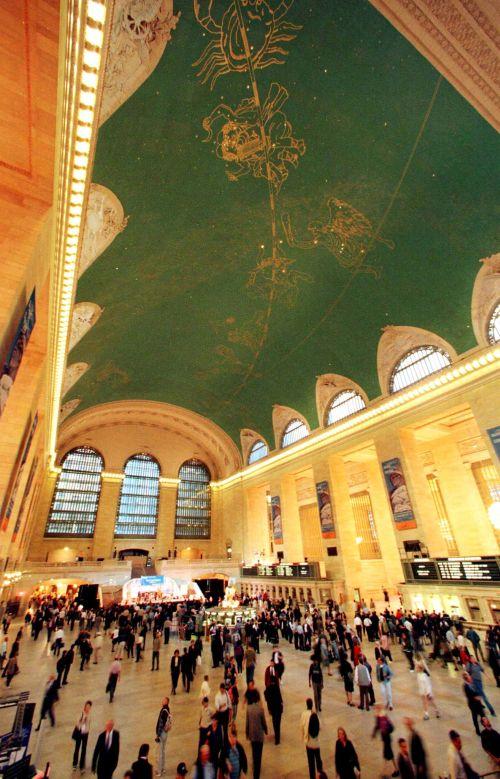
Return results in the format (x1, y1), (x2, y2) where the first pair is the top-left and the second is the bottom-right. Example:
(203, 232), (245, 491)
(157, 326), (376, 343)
(16, 559), (130, 571)
(158, 557), (241, 567)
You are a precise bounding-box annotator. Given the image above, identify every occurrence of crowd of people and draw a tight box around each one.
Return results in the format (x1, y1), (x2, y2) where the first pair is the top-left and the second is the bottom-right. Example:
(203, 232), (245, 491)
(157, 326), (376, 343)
(3, 593), (500, 778)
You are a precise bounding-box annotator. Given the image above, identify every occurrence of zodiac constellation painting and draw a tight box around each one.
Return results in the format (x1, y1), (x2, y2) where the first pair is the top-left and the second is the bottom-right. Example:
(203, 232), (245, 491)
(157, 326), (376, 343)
(247, 250), (312, 307)
(282, 198), (395, 278)
(202, 82), (305, 193)
(193, 0), (301, 88)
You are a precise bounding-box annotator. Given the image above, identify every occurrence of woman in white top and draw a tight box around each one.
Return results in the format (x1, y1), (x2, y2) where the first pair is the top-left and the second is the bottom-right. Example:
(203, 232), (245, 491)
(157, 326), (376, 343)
(72, 699), (92, 771)
(415, 660), (440, 720)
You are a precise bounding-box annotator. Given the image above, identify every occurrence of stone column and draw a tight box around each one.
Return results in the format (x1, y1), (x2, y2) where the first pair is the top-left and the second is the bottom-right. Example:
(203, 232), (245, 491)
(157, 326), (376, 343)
(26, 471), (57, 560)
(244, 486), (270, 562)
(310, 459), (343, 581)
(365, 459), (405, 588)
(469, 383), (500, 467)
(92, 477), (121, 559)
(279, 474), (304, 562)
(432, 435), (498, 554)
(398, 429), (450, 557)
(156, 482), (177, 559)
(328, 454), (362, 615)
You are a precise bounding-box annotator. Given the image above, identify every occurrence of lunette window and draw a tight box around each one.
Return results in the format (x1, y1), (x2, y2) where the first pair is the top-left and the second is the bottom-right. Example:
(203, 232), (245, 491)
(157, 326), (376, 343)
(45, 447), (103, 536)
(175, 459), (211, 539)
(326, 390), (366, 425)
(281, 418), (308, 448)
(488, 301), (500, 344)
(248, 439), (269, 465)
(390, 346), (451, 393)
(114, 454), (160, 537)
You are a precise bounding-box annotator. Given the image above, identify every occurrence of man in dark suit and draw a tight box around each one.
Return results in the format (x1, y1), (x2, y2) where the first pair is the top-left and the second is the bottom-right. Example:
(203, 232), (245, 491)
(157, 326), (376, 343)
(92, 720), (120, 778)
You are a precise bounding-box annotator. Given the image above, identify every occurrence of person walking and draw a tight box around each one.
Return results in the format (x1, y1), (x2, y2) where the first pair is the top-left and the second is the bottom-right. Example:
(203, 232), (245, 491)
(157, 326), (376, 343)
(181, 647), (193, 693)
(3, 654), (18, 687)
(354, 658), (371, 711)
(466, 656), (496, 716)
(376, 655), (394, 710)
(465, 627), (484, 662)
(62, 644), (75, 684)
(35, 675), (59, 730)
(404, 717), (429, 779)
(72, 699), (92, 772)
(480, 716), (500, 771)
(263, 676), (283, 745)
(106, 657), (121, 703)
(151, 631), (161, 671)
(334, 727), (360, 779)
(244, 643), (256, 685)
(170, 650), (181, 695)
(308, 656), (324, 713)
(447, 729), (479, 779)
(215, 682), (232, 739)
(198, 696), (214, 748)
(155, 696), (172, 777)
(339, 653), (355, 707)
(415, 661), (440, 720)
(92, 720), (120, 779)
(462, 671), (485, 736)
(131, 743), (153, 779)
(371, 704), (399, 778)
(245, 688), (268, 779)
(93, 632), (103, 664)
(300, 698), (323, 779)
(397, 738), (416, 779)
(225, 726), (248, 779)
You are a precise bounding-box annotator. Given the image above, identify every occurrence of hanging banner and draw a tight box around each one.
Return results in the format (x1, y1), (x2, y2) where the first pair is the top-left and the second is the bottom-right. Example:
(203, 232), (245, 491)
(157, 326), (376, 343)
(315, 480), (335, 538)
(271, 495), (283, 544)
(487, 426), (500, 462)
(381, 457), (417, 530)
(1, 411), (39, 531)
(0, 289), (36, 418)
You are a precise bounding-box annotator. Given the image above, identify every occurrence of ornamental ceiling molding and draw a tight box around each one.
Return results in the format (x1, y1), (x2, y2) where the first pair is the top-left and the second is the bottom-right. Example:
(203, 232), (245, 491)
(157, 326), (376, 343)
(100, 0), (180, 125)
(79, 184), (128, 278)
(56, 400), (241, 478)
(471, 253), (500, 346)
(62, 363), (90, 397)
(69, 302), (104, 352)
(60, 399), (81, 424)
(315, 374), (369, 428)
(272, 405), (311, 450)
(240, 429), (270, 466)
(377, 325), (458, 395)
(369, 0), (500, 130)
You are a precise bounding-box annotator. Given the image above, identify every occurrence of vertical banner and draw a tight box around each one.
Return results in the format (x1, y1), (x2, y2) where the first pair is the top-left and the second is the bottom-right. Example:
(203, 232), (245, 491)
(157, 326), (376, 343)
(0, 290), (36, 418)
(1, 412), (39, 531)
(315, 480), (335, 538)
(382, 457), (417, 530)
(487, 426), (500, 462)
(271, 495), (283, 544)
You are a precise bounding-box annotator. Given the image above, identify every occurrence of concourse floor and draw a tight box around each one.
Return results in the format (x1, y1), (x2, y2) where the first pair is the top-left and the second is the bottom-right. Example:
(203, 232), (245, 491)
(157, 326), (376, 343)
(9, 624), (500, 778)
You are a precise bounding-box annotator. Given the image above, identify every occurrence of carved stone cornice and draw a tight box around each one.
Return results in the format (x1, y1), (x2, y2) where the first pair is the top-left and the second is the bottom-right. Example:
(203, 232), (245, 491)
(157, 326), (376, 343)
(370, 0), (500, 130)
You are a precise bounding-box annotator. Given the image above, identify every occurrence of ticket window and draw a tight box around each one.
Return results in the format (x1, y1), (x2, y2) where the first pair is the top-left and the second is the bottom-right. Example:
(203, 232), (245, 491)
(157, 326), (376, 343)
(487, 600), (500, 624)
(466, 598), (482, 622)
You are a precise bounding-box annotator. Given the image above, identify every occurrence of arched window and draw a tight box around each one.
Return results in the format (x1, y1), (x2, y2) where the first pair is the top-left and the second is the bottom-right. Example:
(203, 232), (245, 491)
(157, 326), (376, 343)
(114, 454), (160, 537)
(45, 446), (103, 536)
(281, 418), (309, 448)
(248, 440), (269, 465)
(326, 390), (366, 425)
(175, 459), (211, 539)
(488, 301), (500, 344)
(389, 346), (451, 393)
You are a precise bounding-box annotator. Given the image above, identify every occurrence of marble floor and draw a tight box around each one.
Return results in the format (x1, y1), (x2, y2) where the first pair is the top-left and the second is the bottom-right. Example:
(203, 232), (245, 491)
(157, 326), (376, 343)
(7, 623), (500, 778)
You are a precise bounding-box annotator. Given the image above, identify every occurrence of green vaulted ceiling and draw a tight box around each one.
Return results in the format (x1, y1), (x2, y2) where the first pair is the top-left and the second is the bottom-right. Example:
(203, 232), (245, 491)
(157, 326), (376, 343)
(70, 0), (499, 445)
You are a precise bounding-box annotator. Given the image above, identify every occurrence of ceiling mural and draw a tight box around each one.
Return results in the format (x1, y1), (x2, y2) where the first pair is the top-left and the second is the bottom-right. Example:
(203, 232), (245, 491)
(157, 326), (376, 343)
(68, 0), (499, 445)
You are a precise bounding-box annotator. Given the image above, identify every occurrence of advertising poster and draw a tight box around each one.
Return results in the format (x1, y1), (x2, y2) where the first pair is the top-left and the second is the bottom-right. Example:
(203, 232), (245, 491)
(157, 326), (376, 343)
(1, 411), (39, 531)
(0, 290), (36, 418)
(271, 495), (283, 544)
(487, 426), (500, 462)
(381, 457), (417, 530)
(315, 480), (335, 538)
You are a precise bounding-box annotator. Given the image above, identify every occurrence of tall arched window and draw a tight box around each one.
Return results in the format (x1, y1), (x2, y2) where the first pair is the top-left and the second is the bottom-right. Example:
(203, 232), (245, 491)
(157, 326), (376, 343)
(281, 418), (308, 448)
(248, 440), (269, 465)
(488, 301), (500, 344)
(114, 454), (160, 537)
(175, 459), (211, 539)
(45, 446), (103, 536)
(326, 390), (366, 425)
(389, 346), (451, 393)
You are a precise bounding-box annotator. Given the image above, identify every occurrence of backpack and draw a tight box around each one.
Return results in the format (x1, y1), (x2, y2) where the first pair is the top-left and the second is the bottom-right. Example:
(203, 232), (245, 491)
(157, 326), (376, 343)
(164, 711), (173, 732)
(308, 712), (320, 739)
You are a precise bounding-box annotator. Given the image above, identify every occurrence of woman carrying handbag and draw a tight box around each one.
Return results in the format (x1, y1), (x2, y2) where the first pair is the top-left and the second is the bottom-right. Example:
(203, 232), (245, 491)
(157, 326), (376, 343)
(72, 700), (92, 772)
